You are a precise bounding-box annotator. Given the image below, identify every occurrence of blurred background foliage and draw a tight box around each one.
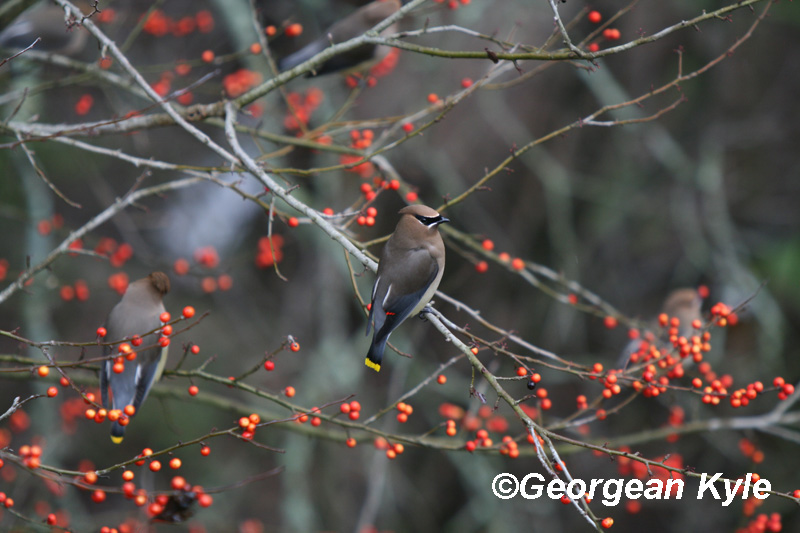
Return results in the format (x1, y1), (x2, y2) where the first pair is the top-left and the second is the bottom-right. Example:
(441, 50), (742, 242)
(0, 0), (799, 531)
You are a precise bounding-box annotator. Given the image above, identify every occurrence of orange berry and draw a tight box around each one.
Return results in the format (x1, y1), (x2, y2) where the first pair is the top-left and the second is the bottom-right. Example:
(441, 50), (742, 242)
(182, 306), (195, 319)
(37, 365), (49, 377)
(284, 386), (296, 397)
(511, 258), (525, 271)
(437, 375), (447, 385)
(288, 217), (299, 228)
(427, 93), (439, 104)
(346, 437), (357, 448)
(149, 460), (161, 472)
(249, 43), (262, 54)
(169, 458), (181, 469)
(516, 367), (528, 377)
(588, 10), (602, 23)
(201, 50), (215, 63)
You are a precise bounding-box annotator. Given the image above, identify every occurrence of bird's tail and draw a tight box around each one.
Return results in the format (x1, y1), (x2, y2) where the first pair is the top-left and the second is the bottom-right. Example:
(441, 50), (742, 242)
(365, 335), (387, 372)
(278, 40), (326, 73)
(110, 422), (125, 444)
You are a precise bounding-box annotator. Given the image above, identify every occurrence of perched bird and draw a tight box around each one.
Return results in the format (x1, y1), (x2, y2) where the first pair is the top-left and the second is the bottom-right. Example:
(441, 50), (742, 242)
(365, 205), (449, 372)
(100, 272), (170, 443)
(278, 0), (401, 76)
(0, 1), (89, 56)
(618, 288), (703, 369)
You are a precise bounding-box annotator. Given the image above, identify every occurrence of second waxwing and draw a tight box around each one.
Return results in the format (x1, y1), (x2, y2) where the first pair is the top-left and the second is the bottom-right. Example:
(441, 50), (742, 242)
(618, 288), (703, 369)
(0, 1), (89, 56)
(100, 272), (170, 443)
(365, 205), (449, 372)
(278, 0), (401, 76)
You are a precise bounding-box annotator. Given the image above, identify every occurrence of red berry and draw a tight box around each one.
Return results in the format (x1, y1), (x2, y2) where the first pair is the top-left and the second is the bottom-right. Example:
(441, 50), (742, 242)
(604, 316), (618, 329)
(588, 11), (602, 24)
(285, 23), (303, 38)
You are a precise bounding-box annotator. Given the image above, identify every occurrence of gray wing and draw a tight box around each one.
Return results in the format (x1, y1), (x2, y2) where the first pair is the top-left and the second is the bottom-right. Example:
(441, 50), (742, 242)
(368, 246), (438, 337)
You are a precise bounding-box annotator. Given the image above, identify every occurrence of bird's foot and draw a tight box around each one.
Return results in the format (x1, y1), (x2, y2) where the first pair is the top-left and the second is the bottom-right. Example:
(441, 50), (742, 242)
(418, 305), (435, 321)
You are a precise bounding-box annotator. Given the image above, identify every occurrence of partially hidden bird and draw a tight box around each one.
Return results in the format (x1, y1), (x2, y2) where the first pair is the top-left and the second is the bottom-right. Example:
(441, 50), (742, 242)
(365, 205), (449, 372)
(100, 271), (170, 443)
(618, 288), (703, 369)
(278, 0), (401, 76)
(0, 1), (89, 56)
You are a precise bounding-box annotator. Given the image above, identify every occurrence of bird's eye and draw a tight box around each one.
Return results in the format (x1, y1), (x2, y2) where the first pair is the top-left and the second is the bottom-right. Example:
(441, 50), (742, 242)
(415, 215), (443, 226)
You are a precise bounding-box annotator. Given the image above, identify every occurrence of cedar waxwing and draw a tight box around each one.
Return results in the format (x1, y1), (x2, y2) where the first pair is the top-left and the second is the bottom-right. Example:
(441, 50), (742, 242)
(0, 1), (89, 56)
(100, 272), (170, 443)
(278, 0), (401, 76)
(365, 205), (449, 372)
(618, 288), (703, 369)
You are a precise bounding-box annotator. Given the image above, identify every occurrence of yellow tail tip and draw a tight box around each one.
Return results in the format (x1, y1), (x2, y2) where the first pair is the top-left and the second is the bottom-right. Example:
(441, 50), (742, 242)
(364, 358), (381, 372)
(110, 435), (124, 444)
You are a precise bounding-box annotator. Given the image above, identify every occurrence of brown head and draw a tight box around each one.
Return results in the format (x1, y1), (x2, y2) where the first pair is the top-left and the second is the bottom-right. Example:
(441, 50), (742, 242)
(662, 288), (702, 332)
(148, 272), (170, 295)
